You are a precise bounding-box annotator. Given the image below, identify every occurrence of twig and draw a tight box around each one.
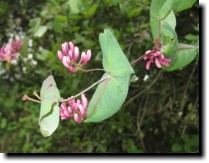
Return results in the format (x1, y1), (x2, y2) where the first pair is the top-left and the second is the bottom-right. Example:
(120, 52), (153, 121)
(131, 50), (154, 65)
(123, 71), (162, 108)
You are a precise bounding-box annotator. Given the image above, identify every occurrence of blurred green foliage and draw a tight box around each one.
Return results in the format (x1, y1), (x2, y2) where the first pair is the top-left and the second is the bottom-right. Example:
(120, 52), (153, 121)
(0, 0), (199, 153)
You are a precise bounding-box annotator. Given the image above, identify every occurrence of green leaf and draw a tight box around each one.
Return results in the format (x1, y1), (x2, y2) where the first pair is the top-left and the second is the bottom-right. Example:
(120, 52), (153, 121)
(84, 29), (134, 123)
(159, 0), (173, 20)
(164, 47), (197, 71)
(39, 75), (61, 137)
(100, 29), (134, 77)
(161, 22), (178, 57)
(172, 0), (197, 13)
(68, 0), (83, 14)
(19, 38), (28, 57)
(34, 26), (47, 37)
(162, 10), (176, 29)
(172, 143), (182, 152)
(150, 0), (176, 39)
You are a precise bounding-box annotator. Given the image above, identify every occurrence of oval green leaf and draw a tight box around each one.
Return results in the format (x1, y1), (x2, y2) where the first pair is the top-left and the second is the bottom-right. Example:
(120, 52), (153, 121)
(84, 29), (134, 122)
(39, 75), (61, 137)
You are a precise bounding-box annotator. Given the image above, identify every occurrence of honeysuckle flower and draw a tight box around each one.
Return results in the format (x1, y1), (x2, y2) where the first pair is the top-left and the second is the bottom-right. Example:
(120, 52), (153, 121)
(57, 41), (91, 73)
(0, 38), (23, 62)
(143, 50), (171, 70)
(9, 38), (23, 53)
(0, 46), (12, 61)
(60, 93), (88, 123)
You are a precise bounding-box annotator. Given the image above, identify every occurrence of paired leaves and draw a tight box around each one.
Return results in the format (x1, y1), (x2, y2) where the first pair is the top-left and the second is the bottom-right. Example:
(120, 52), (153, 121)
(84, 29), (134, 122)
(150, 0), (198, 71)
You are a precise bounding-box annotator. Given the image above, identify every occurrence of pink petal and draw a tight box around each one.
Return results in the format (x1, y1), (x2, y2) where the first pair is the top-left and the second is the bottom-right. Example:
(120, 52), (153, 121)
(66, 56), (71, 65)
(74, 113), (82, 124)
(67, 106), (72, 114)
(143, 56), (148, 60)
(73, 47), (79, 62)
(146, 60), (152, 70)
(78, 104), (86, 117)
(62, 42), (69, 55)
(68, 97), (76, 108)
(57, 51), (63, 61)
(61, 116), (67, 120)
(86, 50), (91, 61)
(81, 94), (88, 109)
(80, 52), (87, 65)
(164, 58), (171, 62)
(63, 56), (70, 68)
(145, 50), (152, 54)
(69, 42), (74, 52)
(61, 103), (68, 111)
(68, 65), (75, 73)
(64, 110), (71, 117)
(68, 50), (73, 59)
(155, 58), (162, 68)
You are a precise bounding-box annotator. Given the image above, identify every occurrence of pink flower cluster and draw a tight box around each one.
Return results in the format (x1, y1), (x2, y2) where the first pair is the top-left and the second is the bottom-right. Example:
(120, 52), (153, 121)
(57, 42), (91, 73)
(0, 38), (23, 62)
(60, 94), (88, 123)
(143, 50), (171, 70)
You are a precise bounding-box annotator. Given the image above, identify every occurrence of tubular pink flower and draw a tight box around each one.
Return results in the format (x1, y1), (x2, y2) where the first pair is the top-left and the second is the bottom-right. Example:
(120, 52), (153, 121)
(74, 113), (82, 124)
(86, 50), (91, 61)
(78, 104), (86, 117)
(66, 56), (71, 65)
(68, 50), (73, 59)
(61, 102), (68, 111)
(81, 94), (88, 109)
(73, 47), (79, 62)
(63, 56), (70, 68)
(57, 41), (92, 73)
(68, 65), (75, 73)
(9, 38), (23, 53)
(143, 49), (171, 70)
(146, 60), (152, 70)
(62, 42), (69, 55)
(57, 51), (63, 61)
(155, 58), (162, 68)
(80, 52), (87, 64)
(69, 42), (74, 52)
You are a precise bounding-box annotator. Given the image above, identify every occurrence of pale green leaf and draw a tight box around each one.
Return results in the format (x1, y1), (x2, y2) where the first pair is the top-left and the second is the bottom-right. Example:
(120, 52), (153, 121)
(84, 29), (134, 122)
(159, 0), (173, 20)
(172, 0), (197, 13)
(34, 26), (47, 37)
(164, 48), (197, 71)
(39, 75), (61, 137)
(99, 29), (134, 76)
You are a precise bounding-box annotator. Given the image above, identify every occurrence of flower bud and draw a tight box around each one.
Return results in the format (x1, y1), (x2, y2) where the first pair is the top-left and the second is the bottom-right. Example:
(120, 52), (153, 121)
(74, 113), (82, 123)
(57, 51), (63, 61)
(81, 94), (88, 109)
(62, 42), (69, 55)
(74, 47), (79, 62)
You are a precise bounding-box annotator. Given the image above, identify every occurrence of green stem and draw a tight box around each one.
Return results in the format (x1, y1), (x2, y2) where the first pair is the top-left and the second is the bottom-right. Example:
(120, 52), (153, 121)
(61, 74), (110, 102)
(79, 68), (105, 73)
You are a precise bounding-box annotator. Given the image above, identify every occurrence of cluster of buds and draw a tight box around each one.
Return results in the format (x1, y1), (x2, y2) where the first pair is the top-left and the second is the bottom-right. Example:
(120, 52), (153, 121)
(143, 50), (171, 70)
(60, 94), (88, 124)
(0, 38), (23, 62)
(57, 42), (91, 73)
